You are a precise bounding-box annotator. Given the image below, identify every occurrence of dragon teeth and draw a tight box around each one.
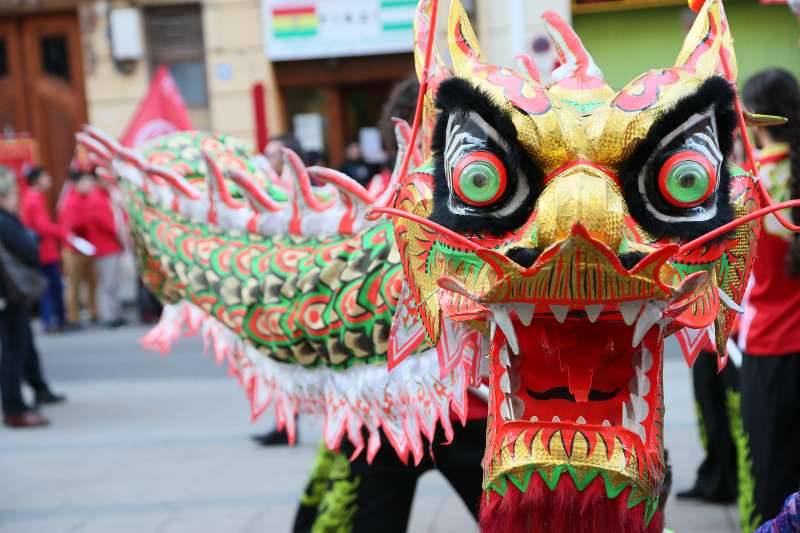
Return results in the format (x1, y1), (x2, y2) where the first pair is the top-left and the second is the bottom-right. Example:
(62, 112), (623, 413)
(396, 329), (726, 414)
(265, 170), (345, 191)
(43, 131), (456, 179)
(618, 300), (643, 326)
(500, 395), (525, 421)
(492, 305), (519, 355)
(632, 301), (663, 347)
(576, 416), (587, 424)
(552, 415), (561, 422)
(621, 344), (652, 445)
(530, 416), (539, 423)
(602, 419), (611, 427)
(500, 371), (511, 394)
(584, 304), (604, 323)
(718, 287), (744, 314)
(498, 343), (511, 368)
(511, 303), (535, 326)
(550, 304), (569, 323)
(499, 368), (520, 394)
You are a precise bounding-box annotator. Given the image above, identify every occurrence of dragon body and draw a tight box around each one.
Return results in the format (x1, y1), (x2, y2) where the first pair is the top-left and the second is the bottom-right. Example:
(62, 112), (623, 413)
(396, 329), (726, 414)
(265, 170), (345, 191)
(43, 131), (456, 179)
(78, 1), (796, 531)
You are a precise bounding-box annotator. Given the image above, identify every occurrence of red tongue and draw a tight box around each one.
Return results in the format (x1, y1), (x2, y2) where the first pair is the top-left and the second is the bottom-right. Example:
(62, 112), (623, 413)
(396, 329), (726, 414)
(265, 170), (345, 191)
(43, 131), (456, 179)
(567, 368), (594, 402)
(551, 325), (601, 403)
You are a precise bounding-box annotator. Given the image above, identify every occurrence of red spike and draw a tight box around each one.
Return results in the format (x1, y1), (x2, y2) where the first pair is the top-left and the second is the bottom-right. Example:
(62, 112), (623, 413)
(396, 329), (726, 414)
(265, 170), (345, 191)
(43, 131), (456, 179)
(202, 150), (243, 209)
(516, 54), (542, 83)
(228, 169), (283, 212)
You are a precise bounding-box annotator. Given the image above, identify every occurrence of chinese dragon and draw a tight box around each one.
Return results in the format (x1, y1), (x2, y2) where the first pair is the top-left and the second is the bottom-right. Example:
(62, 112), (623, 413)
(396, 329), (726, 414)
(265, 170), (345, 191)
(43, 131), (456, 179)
(78, 0), (800, 531)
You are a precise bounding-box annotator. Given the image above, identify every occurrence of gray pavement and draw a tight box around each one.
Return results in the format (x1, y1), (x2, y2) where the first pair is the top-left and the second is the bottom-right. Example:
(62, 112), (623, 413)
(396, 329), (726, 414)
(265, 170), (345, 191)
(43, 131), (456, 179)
(0, 324), (740, 533)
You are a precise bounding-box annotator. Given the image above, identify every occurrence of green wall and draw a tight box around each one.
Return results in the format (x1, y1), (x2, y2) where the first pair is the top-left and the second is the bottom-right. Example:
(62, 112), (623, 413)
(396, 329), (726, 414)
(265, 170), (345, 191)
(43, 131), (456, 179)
(573, 1), (800, 90)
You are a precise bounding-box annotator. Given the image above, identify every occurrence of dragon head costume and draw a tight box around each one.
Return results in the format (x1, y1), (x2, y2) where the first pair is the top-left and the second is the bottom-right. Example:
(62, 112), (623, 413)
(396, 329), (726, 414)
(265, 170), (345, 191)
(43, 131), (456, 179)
(78, 1), (799, 531)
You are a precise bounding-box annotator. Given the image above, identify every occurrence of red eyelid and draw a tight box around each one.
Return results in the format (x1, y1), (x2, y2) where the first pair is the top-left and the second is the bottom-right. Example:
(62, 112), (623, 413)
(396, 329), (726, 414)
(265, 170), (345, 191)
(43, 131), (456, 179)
(657, 151), (717, 208)
(452, 151), (508, 207)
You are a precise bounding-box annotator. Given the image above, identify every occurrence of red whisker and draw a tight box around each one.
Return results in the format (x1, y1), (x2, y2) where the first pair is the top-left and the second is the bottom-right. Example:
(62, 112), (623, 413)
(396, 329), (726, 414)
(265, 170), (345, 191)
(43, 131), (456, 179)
(366, 206), (481, 250)
(756, 180), (800, 232)
(678, 199), (800, 255)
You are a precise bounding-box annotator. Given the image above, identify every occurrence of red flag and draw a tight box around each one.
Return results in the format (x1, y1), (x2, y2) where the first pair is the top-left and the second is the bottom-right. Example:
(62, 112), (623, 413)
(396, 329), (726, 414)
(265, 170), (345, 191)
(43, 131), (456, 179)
(120, 65), (193, 147)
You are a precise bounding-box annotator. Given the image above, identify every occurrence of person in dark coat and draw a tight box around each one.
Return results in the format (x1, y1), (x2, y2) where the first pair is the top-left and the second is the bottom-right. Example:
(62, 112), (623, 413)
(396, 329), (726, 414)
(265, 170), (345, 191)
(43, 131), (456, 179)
(0, 166), (64, 428)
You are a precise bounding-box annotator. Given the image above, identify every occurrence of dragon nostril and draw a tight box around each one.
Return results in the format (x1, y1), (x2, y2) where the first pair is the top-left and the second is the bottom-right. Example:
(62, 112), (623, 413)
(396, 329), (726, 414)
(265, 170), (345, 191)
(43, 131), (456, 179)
(506, 247), (542, 268)
(619, 252), (647, 270)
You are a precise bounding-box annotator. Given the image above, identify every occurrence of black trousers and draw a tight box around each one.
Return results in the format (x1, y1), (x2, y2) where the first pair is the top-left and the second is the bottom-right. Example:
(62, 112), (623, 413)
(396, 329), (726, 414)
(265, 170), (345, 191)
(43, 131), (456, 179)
(689, 350), (739, 501)
(293, 419), (486, 533)
(0, 305), (46, 416)
(740, 352), (800, 528)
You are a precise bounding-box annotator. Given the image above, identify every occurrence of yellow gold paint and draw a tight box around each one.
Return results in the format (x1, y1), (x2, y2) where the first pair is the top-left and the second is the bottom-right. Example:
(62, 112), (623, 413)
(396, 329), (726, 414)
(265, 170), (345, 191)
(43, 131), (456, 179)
(484, 429), (657, 497)
(536, 166), (627, 251)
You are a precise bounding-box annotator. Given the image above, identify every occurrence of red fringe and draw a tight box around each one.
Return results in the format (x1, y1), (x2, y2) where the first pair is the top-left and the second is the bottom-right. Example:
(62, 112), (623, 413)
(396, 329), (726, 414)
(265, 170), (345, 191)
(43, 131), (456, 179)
(479, 475), (663, 533)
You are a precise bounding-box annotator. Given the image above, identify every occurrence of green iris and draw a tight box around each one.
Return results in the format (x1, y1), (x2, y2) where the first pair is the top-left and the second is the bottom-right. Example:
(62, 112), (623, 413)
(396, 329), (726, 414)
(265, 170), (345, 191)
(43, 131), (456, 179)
(664, 160), (711, 205)
(458, 161), (502, 204)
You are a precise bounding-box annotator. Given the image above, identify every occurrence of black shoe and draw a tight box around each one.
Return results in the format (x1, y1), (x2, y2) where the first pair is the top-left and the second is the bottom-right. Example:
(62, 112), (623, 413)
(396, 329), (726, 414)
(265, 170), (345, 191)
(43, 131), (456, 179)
(251, 428), (291, 446)
(35, 390), (67, 405)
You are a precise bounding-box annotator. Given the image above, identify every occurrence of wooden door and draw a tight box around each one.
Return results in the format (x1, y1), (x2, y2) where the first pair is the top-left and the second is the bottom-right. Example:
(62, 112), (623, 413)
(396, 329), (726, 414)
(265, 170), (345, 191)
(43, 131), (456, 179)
(20, 14), (87, 201)
(0, 20), (27, 134)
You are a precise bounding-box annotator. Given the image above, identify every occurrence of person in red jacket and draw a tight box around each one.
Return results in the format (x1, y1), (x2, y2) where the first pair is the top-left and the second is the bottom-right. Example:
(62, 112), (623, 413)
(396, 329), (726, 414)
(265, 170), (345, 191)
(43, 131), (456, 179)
(20, 166), (67, 332)
(58, 169), (98, 325)
(738, 69), (800, 529)
(84, 176), (126, 328)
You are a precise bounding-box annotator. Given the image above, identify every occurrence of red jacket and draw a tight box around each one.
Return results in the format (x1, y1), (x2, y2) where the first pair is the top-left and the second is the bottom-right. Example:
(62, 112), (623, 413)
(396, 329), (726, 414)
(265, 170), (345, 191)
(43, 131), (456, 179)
(58, 187), (91, 251)
(83, 188), (123, 257)
(20, 188), (65, 264)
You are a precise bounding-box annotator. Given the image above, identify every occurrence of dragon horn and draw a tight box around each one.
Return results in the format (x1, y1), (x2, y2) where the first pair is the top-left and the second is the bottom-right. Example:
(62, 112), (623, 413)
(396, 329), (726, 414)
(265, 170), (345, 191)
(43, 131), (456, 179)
(675, 0), (737, 83)
(516, 54), (542, 84)
(541, 11), (606, 86)
(412, 0), (449, 160)
(447, 0), (483, 78)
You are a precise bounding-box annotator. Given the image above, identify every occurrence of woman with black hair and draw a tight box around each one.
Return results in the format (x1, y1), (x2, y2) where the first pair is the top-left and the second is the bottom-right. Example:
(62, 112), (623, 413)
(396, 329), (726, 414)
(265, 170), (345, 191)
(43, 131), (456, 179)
(737, 68), (800, 529)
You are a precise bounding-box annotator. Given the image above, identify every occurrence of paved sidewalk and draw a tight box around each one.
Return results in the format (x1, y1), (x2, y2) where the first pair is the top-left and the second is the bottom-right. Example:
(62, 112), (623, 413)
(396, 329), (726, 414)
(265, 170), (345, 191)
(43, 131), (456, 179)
(0, 326), (740, 532)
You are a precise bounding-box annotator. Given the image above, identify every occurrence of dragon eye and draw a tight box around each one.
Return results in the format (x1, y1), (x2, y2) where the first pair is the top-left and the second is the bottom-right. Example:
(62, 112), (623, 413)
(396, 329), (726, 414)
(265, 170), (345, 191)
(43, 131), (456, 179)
(452, 152), (507, 207)
(657, 151), (717, 208)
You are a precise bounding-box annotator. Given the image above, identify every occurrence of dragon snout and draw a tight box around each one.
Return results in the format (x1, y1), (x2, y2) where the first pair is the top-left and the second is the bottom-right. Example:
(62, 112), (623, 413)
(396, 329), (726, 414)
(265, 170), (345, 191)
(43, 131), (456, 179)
(536, 164), (627, 252)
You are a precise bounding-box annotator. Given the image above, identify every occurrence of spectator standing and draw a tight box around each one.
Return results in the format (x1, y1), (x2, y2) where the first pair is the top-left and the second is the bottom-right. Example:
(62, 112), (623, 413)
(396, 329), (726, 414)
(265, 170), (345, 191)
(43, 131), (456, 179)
(264, 134), (305, 174)
(0, 166), (64, 428)
(736, 68), (800, 529)
(339, 142), (371, 187)
(85, 177), (126, 328)
(59, 170), (98, 325)
(20, 166), (67, 332)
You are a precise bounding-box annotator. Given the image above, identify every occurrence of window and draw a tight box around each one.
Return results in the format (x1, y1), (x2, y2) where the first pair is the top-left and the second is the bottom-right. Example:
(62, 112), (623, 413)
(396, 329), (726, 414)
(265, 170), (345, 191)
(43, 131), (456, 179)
(144, 4), (208, 108)
(41, 35), (70, 80)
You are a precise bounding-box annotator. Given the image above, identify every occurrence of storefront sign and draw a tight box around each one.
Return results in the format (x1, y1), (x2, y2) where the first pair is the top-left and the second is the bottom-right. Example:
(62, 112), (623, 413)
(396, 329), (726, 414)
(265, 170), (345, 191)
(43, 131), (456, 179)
(262, 0), (416, 61)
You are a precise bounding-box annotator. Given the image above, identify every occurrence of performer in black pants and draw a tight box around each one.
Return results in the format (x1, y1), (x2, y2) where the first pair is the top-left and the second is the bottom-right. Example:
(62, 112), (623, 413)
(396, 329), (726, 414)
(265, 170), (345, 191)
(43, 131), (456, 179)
(293, 419), (486, 533)
(678, 349), (739, 503)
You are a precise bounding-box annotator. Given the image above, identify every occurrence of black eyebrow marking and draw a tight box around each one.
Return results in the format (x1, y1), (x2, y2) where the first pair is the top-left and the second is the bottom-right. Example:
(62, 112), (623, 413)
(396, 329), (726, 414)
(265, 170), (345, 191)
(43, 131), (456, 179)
(618, 76), (737, 180)
(617, 75), (738, 242)
(429, 77), (545, 236)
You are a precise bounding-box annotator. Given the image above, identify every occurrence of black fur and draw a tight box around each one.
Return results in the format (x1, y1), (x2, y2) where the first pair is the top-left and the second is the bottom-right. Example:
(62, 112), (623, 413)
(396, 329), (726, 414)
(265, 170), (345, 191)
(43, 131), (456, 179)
(506, 247), (542, 268)
(619, 252), (647, 270)
(430, 77), (544, 236)
(619, 76), (738, 242)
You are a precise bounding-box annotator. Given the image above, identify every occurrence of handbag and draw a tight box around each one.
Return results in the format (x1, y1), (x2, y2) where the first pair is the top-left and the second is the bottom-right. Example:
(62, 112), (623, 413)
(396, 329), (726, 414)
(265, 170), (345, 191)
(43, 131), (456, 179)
(0, 239), (47, 305)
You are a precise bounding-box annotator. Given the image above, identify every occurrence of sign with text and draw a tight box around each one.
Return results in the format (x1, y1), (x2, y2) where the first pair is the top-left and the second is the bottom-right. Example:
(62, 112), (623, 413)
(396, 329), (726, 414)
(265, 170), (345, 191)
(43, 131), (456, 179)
(262, 0), (415, 61)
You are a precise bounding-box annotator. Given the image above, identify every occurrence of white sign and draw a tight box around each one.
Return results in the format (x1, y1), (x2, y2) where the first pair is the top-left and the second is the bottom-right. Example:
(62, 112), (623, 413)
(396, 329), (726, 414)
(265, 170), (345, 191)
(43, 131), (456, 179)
(293, 113), (325, 152)
(359, 127), (385, 164)
(262, 0), (416, 61)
